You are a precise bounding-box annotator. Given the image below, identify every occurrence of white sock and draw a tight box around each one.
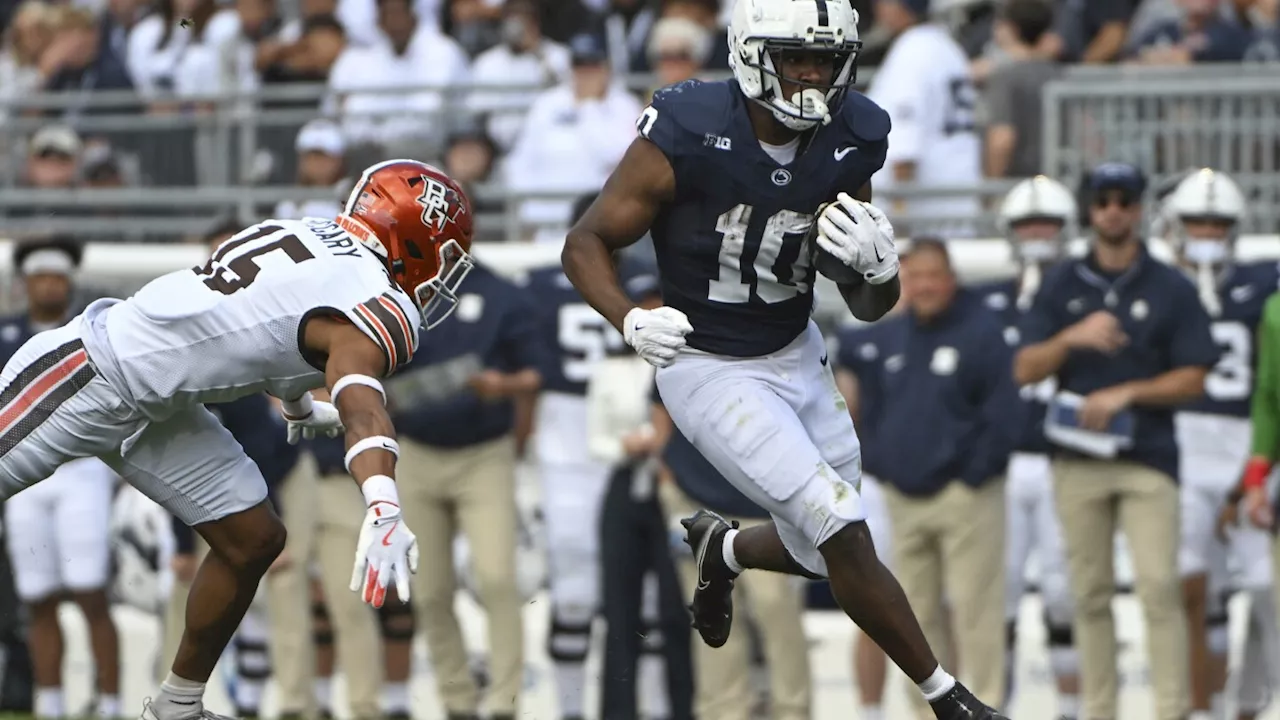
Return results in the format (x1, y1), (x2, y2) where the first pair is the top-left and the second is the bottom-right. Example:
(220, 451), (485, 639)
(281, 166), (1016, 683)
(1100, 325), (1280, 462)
(314, 677), (333, 713)
(382, 681), (410, 713)
(97, 694), (121, 718)
(721, 528), (744, 574)
(155, 672), (206, 719)
(861, 705), (885, 720)
(35, 687), (64, 719)
(1057, 693), (1079, 718)
(917, 666), (956, 701)
(554, 662), (587, 718)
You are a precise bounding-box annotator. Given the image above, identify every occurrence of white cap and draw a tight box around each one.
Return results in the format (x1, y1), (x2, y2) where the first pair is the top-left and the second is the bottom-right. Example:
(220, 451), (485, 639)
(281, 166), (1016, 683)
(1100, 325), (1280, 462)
(21, 248), (76, 277)
(29, 124), (82, 157)
(295, 119), (346, 156)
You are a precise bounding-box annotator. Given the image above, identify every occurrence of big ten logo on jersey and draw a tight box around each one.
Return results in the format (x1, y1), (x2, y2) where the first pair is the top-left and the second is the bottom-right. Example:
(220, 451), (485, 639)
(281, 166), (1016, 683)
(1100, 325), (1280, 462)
(1206, 320), (1252, 401)
(703, 133), (732, 151)
(385, 352), (484, 405)
(711, 204), (815, 304)
(559, 303), (624, 384)
(943, 75), (977, 137)
(195, 223), (317, 295)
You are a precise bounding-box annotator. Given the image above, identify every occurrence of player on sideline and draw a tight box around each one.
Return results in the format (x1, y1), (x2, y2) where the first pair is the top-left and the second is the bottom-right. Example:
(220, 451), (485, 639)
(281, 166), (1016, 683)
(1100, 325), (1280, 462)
(1161, 169), (1280, 720)
(561, 1), (1005, 717)
(0, 160), (475, 720)
(974, 176), (1081, 718)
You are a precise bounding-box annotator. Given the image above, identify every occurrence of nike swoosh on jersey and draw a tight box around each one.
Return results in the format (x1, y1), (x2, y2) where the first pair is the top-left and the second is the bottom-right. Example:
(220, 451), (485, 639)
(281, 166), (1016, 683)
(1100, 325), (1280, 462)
(820, 354), (829, 366)
(834, 146), (858, 161)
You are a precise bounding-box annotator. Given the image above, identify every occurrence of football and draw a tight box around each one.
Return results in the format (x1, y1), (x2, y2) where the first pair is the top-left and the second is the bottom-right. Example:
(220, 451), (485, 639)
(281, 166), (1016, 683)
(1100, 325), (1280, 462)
(813, 241), (866, 286)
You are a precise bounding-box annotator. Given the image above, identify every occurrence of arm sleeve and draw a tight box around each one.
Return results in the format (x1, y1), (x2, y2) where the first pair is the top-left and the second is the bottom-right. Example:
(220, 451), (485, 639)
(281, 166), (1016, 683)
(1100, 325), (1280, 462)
(586, 362), (625, 464)
(1251, 294), (1280, 460)
(963, 322), (1023, 486)
(1169, 279), (1221, 369)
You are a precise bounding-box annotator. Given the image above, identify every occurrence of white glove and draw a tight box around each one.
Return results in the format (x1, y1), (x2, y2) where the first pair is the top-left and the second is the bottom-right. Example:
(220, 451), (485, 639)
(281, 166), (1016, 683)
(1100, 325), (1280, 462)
(350, 499), (419, 608)
(281, 394), (344, 445)
(815, 193), (899, 285)
(624, 306), (693, 368)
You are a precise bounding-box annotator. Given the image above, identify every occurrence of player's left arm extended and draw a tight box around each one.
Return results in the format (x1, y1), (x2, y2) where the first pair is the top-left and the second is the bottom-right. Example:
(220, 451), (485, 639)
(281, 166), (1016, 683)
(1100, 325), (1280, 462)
(835, 181), (901, 322)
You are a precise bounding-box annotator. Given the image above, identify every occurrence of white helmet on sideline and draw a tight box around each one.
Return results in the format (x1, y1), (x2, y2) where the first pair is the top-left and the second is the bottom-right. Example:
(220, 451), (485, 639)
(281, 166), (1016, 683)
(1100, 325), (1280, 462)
(728, 0), (862, 131)
(997, 175), (1078, 264)
(1163, 167), (1245, 267)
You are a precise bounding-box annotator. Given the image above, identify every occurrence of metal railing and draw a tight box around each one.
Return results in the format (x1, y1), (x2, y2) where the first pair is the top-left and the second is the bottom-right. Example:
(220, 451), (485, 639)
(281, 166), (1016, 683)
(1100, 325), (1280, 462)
(1042, 64), (1280, 233)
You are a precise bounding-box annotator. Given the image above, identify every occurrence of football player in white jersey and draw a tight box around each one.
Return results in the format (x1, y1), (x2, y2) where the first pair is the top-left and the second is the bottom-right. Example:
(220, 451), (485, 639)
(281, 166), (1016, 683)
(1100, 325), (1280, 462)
(0, 160), (474, 720)
(1162, 169), (1280, 720)
(982, 176), (1081, 718)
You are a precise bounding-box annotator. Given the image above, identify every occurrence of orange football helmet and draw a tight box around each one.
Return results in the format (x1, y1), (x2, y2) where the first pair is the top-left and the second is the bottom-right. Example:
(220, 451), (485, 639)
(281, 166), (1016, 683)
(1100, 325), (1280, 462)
(337, 159), (475, 329)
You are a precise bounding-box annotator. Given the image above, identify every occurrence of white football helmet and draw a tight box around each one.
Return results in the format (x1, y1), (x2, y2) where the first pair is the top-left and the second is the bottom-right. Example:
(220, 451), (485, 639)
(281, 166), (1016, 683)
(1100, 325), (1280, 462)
(997, 175), (1077, 309)
(1162, 167), (1245, 266)
(1161, 168), (1245, 317)
(728, 0), (862, 131)
(109, 485), (175, 615)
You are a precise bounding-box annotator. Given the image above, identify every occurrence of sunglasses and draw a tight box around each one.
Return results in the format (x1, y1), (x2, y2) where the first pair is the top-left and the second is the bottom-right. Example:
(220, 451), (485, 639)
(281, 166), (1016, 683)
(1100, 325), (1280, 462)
(1092, 193), (1137, 209)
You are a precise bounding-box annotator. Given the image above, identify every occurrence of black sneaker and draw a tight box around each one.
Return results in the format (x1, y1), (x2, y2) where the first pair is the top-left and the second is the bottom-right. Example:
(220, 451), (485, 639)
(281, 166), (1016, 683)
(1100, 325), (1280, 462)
(681, 509), (740, 648)
(928, 682), (1010, 720)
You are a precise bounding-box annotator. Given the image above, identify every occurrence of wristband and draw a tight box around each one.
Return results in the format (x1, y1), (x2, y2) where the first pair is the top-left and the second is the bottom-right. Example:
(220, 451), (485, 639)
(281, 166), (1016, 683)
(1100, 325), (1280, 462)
(280, 393), (314, 419)
(361, 474), (399, 507)
(1242, 457), (1274, 492)
(344, 435), (400, 473)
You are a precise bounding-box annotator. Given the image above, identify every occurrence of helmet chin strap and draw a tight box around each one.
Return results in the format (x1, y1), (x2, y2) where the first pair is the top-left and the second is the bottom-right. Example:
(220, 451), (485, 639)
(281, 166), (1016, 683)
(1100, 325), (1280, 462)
(793, 88), (831, 126)
(764, 87), (832, 131)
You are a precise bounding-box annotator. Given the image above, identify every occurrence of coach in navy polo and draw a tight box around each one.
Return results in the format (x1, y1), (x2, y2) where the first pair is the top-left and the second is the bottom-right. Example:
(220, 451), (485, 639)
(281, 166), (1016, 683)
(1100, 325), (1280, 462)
(849, 237), (1019, 711)
(385, 261), (544, 720)
(1014, 162), (1216, 720)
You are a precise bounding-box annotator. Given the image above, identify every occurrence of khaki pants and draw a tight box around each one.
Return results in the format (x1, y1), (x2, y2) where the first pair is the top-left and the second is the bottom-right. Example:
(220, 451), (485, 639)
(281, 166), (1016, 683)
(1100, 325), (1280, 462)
(1054, 459), (1188, 720)
(661, 484), (812, 720)
(398, 435), (523, 716)
(263, 454), (319, 715)
(311, 469), (385, 720)
(882, 480), (1006, 719)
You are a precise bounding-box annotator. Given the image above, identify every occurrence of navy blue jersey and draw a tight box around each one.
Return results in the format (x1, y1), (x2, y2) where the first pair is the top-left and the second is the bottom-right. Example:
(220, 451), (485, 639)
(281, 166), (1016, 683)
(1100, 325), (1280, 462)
(526, 262), (645, 396)
(389, 264), (545, 448)
(640, 79), (890, 356)
(0, 314), (51, 367)
(1185, 261), (1280, 417)
(971, 278), (1054, 454)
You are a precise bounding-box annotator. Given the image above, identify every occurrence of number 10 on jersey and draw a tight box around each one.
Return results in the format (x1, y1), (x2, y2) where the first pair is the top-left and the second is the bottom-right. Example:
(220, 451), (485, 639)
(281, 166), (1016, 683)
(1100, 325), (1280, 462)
(710, 204), (814, 304)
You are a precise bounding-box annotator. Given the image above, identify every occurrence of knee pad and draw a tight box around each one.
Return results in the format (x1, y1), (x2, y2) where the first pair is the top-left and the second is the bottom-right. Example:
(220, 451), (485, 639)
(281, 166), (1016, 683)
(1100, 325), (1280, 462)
(548, 613), (593, 663)
(1044, 613), (1074, 650)
(378, 598), (416, 642)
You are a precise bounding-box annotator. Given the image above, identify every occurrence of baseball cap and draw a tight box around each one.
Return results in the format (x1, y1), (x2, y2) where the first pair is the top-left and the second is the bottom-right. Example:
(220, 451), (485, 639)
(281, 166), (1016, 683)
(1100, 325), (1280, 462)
(569, 33), (608, 65)
(29, 124), (82, 158)
(295, 119), (346, 156)
(1087, 162), (1147, 198)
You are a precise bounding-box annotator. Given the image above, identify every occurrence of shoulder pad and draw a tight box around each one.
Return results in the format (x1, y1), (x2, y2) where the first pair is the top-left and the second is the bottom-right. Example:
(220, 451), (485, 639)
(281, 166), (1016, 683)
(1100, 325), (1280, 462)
(838, 92), (891, 144)
(645, 79), (738, 139)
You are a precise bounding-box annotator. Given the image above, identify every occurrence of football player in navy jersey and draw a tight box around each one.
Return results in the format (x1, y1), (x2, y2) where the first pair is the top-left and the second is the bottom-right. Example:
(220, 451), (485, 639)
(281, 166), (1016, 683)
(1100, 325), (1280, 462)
(1162, 169), (1280, 720)
(561, 0), (1003, 716)
(973, 176), (1081, 719)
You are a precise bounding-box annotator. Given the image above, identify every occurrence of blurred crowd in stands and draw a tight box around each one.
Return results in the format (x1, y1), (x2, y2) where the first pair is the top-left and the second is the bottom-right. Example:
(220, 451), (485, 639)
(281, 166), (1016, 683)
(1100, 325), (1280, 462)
(2, 0), (1280, 242)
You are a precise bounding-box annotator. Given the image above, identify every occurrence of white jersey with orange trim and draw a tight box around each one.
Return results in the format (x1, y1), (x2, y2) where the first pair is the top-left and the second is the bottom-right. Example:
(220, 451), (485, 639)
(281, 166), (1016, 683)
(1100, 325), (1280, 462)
(81, 217), (421, 421)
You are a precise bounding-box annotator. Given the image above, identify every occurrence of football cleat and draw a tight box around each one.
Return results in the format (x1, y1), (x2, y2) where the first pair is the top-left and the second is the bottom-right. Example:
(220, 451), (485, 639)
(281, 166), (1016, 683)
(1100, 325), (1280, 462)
(681, 509), (740, 648)
(928, 682), (1010, 720)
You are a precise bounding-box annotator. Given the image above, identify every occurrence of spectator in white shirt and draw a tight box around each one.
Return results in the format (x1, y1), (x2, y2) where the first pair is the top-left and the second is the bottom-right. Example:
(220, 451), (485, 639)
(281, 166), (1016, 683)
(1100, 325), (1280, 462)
(273, 119), (349, 220)
(503, 32), (640, 243)
(468, 0), (571, 151)
(326, 0), (470, 147)
(867, 0), (982, 236)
